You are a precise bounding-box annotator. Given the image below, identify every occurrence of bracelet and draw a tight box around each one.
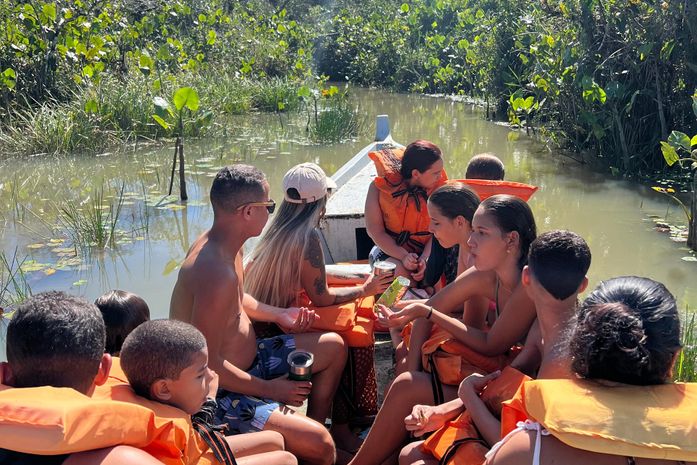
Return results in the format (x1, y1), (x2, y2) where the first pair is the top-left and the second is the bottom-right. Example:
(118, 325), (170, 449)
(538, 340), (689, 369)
(426, 306), (434, 320)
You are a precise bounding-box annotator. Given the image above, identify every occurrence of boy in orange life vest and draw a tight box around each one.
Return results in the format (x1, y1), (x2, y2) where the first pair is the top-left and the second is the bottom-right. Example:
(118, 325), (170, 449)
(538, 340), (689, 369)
(120, 319), (296, 465)
(0, 291), (163, 465)
(399, 230), (591, 465)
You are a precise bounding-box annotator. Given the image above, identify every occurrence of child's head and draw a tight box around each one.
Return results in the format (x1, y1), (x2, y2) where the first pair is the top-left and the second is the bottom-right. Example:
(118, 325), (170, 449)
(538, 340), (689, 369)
(6, 291), (109, 394)
(427, 182), (481, 248)
(524, 230), (591, 301)
(569, 276), (681, 385)
(465, 153), (505, 180)
(467, 194), (537, 271)
(401, 140), (444, 190)
(94, 290), (150, 356)
(120, 319), (213, 415)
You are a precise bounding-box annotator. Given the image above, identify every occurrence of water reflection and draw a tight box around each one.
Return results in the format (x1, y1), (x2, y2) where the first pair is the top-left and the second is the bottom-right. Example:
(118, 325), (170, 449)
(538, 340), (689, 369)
(1, 88), (695, 340)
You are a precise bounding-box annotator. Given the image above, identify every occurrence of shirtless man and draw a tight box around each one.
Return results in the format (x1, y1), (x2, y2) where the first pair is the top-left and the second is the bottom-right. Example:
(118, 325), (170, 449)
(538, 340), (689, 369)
(170, 165), (347, 465)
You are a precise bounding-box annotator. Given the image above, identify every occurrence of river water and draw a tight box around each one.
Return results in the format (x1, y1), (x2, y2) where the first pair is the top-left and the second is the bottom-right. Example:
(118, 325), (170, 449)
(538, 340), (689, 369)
(1, 88), (695, 357)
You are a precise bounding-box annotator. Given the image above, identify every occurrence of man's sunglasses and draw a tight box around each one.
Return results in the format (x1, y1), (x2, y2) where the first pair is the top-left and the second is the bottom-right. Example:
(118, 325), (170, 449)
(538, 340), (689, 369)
(236, 200), (276, 214)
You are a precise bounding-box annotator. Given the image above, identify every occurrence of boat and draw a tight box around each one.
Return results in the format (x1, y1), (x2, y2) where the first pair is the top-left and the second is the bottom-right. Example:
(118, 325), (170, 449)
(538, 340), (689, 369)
(321, 115), (403, 264)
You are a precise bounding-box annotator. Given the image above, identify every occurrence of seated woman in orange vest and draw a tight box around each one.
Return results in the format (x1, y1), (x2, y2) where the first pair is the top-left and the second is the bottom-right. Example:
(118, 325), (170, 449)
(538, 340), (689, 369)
(245, 162), (393, 455)
(393, 182), (486, 375)
(486, 276), (696, 465)
(346, 195), (538, 465)
(365, 140), (448, 281)
(423, 152), (534, 291)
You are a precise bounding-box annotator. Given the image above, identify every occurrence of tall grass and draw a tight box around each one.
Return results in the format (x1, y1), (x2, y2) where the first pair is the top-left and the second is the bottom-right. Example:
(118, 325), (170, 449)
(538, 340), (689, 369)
(0, 72), (307, 157)
(675, 309), (697, 383)
(0, 249), (32, 318)
(309, 97), (365, 143)
(58, 184), (126, 250)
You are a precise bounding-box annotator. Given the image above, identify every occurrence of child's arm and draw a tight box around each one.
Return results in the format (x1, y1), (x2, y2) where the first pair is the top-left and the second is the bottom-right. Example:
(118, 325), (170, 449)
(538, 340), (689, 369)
(404, 398), (466, 436)
(458, 372), (503, 447)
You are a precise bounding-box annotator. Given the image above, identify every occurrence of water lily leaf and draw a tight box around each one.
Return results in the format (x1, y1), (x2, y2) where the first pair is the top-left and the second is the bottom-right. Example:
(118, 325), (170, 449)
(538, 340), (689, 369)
(668, 131), (691, 151)
(159, 204), (187, 211)
(72, 279), (88, 287)
(26, 243), (45, 249)
(21, 261), (48, 272)
(660, 141), (679, 166)
(44, 268), (57, 276)
(49, 238), (64, 244)
(163, 259), (180, 276)
(52, 247), (76, 254)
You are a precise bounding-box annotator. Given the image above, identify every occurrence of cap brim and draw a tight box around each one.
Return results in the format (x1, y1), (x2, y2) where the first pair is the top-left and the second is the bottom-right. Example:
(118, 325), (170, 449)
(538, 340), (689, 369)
(326, 177), (338, 189)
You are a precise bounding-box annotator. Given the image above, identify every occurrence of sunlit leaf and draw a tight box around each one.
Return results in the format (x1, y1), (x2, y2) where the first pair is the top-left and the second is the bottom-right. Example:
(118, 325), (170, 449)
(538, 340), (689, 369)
(152, 114), (170, 130)
(163, 258), (180, 276)
(660, 141), (679, 167)
(84, 98), (98, 113)
(44, 268), (57, 276)
(72, 279), (87, 287)
(668, 131), (691, 151)
(173, 87), (199, 112)
(400, 3), (410, 13)
(26, 243), (45, 249)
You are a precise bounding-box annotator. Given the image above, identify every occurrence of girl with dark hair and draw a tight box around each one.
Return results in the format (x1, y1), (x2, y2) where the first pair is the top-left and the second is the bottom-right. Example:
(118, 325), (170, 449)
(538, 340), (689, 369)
(365, 140), (447, 280)
(347, 195), (538, 465)
(486, 276), (695, 465)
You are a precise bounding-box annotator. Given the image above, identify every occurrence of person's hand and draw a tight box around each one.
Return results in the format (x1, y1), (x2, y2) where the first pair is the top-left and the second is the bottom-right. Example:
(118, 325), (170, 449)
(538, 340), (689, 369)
(375, 302), (426, 328)
(404, 404), (446, 436)
(457, 371), (501, 404)
(277, 306), (317, 333)
(401, 253), (419, 271)
(410, 257), (426, 281)
(362, 272), (394, 297)
(207, 370), (219, 398)
(266, 375), (312, 407)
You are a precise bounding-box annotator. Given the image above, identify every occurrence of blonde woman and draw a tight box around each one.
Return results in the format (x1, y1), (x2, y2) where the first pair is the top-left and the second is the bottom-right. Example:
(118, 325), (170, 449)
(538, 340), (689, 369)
(246, 162), (392, 455)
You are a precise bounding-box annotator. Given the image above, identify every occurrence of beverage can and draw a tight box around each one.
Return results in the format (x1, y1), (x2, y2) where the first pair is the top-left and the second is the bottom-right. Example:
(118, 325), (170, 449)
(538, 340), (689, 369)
(373, 260), (397, 277)
(374, 276), (410, 312)
(287, 350), (314, 381)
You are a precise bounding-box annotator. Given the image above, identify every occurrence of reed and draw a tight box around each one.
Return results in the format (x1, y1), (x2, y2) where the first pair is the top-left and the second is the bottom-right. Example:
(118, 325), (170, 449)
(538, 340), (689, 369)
(675, 308), (697, 383)
(0, 249), (32, 317)
(58, 183), (126, 250)
(309, 98), (365, 143)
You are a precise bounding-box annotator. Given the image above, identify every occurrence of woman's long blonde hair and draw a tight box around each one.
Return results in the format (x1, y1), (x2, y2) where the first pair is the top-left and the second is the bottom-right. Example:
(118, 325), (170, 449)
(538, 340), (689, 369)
(245, 196), (327, 307)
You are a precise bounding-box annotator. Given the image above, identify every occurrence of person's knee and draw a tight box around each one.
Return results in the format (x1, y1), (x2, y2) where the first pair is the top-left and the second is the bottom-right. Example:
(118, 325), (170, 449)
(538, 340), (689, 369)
(322, 332), (347, 361)
(399, 442), (419, 465)
(277, 451), (299, 465)
(307, 423), (336, 465)
(261, 430), (286, 451)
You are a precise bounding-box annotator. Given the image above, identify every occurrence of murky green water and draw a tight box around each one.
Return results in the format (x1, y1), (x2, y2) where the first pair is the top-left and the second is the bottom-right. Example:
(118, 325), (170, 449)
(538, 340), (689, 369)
(1, 88), (695, 361)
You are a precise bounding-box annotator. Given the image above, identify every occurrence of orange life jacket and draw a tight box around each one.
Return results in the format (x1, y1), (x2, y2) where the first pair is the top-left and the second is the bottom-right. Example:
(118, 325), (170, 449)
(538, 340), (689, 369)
(501, 378), (697, 461)
(369, 147), (448, 254)
(296, 289), (376, 347)
(456, 179), (538, 201)
(419, 325), (520, 386)
(421, 366), (531, 465)
(0, 359), (212, 465)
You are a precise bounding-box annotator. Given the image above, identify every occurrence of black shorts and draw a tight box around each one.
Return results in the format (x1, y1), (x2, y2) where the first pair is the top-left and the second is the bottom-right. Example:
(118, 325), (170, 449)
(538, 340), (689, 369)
(0, 449), (68, 465)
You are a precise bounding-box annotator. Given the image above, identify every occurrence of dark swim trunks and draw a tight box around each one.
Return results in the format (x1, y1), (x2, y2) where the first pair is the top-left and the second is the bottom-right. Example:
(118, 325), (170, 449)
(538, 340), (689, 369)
(215, 334), (296, 434)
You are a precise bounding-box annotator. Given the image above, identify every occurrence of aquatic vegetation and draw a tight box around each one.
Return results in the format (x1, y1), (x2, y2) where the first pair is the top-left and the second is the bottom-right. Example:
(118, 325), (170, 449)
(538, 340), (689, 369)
(0, 250), (32, 318)
(675, 309), (697, 383)
(309, 95), (366, 143)
(57, 184), (126, 250)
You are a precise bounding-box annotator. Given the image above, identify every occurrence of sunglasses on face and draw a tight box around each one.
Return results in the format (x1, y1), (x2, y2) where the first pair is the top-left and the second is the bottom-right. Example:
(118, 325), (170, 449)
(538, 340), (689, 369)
(236, 200), (276, 214)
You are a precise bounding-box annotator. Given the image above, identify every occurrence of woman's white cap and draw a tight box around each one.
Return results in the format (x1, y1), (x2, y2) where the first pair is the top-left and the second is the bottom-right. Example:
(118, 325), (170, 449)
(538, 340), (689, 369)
(283, 163), (337, 203)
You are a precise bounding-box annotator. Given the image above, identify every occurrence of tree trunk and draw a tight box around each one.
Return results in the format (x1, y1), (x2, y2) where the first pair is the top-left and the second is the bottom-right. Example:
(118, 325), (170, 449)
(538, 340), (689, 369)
(168, 144), (178, 196)
(178, 137), (188, 201)
(688, 169), (697, 251)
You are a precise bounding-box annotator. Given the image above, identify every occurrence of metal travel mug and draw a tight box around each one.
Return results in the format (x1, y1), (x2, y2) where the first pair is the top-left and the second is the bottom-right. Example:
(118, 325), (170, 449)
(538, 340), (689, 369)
(287, 350), (314, 381)
(373, 260), (396, 277)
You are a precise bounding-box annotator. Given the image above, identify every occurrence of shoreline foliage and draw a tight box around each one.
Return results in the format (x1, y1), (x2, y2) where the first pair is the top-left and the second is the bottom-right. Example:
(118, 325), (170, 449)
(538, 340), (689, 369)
(316, 0), (697, 179)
